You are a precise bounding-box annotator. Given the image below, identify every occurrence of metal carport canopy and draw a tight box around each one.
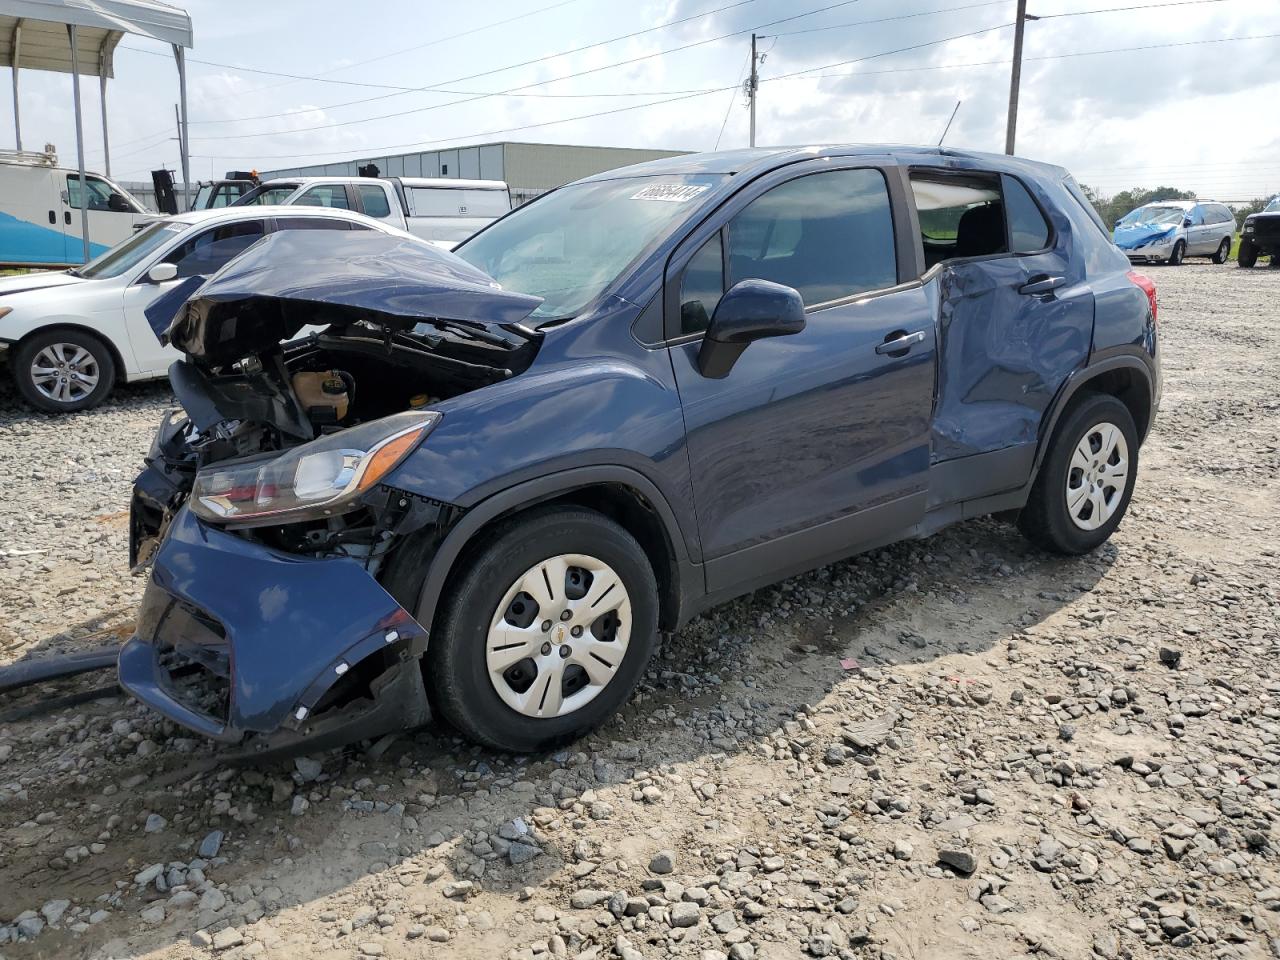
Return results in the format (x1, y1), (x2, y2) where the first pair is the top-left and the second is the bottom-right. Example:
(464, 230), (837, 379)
(0, 0), (193, 262)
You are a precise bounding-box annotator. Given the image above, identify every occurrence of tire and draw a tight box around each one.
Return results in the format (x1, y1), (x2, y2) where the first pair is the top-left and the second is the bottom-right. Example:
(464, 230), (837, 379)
(425, 506), (659, 752)
(1237, 240), (1258, 268)
(11, 329), (116, 413)
(1018, 393), (1139, 556)
(1211, 237), (1231, 264)
(1166, 240), (1185, 266)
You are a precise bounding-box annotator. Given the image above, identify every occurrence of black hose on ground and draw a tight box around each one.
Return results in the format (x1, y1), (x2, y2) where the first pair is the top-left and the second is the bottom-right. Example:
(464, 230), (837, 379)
(0, 645), (121, 696)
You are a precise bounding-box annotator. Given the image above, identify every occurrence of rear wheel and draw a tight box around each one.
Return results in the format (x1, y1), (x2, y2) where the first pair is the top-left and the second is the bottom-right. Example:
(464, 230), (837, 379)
(1018, 393), (1138, 555)
(425, 507), (659, 752)
(1211, 237), (1231, 264)
(1238, 239), (1258, 268)
(1166, 240), (1185, 266)
(12, 329), (116, 413)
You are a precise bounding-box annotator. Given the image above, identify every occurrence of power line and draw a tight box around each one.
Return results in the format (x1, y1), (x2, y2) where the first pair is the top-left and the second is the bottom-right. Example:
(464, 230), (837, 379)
(164, 0), (873, 140)
(121, 0), (768, 99)
(774, 30), (1280, 81)
(714, 50), (753, 150)
(191, 18), (1013, 161)
(762, 0), (1008, 37)
(1034, 0), (1239, 19)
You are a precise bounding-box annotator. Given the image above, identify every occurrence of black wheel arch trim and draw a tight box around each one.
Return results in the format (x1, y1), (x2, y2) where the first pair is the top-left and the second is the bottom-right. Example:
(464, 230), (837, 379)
(413, 464), (699, 639)
(1033, 354), (1155, 480)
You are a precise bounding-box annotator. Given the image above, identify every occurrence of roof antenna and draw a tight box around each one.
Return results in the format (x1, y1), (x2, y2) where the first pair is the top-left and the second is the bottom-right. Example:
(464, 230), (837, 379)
(937, 100), (962, 146)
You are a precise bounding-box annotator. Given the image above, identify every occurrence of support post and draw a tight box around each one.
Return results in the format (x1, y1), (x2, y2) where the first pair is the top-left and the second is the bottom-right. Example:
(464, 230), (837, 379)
(10, 20), (21, 151)
(67, 24), (90, 264)
(99, 47), (110, 178)
(1005, 0), (1028, 156)
(748, 32), (758, 148)
(173, 44), (190, 211)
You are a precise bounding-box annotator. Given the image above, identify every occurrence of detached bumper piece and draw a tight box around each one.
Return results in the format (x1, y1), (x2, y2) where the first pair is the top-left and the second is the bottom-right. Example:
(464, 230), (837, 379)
(119, 506), (430, 758)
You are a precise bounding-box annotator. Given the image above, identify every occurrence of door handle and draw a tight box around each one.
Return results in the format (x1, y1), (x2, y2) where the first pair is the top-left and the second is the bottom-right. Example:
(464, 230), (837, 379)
(1019, 274), (1064, 296)
(64, 211), (72, 225)
(876, 330), (926, 356)
(48, 210), (56, 224)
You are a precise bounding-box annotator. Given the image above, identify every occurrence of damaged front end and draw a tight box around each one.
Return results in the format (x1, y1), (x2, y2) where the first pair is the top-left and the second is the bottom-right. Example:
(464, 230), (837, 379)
(122, 231), (543, 755)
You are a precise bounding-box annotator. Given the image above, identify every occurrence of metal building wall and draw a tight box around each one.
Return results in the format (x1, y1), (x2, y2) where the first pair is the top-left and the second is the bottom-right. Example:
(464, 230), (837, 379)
(260, 142), (687, 201)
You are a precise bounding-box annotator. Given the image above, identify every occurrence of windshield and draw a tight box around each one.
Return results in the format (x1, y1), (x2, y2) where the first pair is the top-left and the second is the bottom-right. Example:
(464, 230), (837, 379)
(194, 184), (214, 209)
(1119, 205), (1186, 227)
(76, 221), (184, 279)
(454, 174), (727, 319)
(1265, 198), (1280, 213)
(233, 183), (299, 206)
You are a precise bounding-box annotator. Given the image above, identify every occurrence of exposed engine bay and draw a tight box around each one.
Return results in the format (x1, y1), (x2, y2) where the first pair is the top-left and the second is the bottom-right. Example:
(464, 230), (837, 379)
(130, 320), (537, 572)
(129, 230), (546, 577)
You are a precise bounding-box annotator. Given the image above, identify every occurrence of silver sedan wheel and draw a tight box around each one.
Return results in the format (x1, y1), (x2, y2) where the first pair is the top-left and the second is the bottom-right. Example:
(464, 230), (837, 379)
(30, 342), (100, 404)
(1065, 421), (1129, 531)
(485, 553), (632, 719)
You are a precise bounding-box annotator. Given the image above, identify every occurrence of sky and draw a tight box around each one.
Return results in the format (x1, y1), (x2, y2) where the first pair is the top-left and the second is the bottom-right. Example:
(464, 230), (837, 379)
(3, 0), (1278, 202)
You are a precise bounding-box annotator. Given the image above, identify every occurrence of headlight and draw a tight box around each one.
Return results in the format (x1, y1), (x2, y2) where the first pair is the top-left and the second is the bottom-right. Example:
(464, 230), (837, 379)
(1243, 220), (1254, 233)
(190, 411), (439, 526)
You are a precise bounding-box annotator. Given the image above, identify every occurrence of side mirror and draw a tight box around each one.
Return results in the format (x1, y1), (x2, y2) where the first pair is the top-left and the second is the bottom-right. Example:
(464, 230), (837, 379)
(1182, 217), (1193, 227)
(107, 193), (130, 213)
(697, 278), (805, 379)
(147, 262), (178, 284)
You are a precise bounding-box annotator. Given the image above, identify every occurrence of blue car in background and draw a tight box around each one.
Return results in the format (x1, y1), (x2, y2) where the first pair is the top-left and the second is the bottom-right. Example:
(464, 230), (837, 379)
(1114, 198), (1236, 265)
(121, 145), (1161, 757)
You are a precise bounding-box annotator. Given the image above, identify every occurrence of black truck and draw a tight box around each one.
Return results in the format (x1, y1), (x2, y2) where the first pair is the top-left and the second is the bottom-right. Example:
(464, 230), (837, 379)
(1239, 197), (1280, 267)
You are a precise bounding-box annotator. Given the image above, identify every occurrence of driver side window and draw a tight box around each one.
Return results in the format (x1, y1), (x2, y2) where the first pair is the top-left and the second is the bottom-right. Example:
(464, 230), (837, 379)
(67, 174), (128, 213)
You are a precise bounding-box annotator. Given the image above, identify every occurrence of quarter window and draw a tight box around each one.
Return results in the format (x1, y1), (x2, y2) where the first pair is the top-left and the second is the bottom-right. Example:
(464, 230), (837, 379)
(726, 168), (897, 308)
(1002, 175), (1050, 252)
(296, 184), (351, 209)
(679, 235), (724, 335)
(358, 184), (392, 218)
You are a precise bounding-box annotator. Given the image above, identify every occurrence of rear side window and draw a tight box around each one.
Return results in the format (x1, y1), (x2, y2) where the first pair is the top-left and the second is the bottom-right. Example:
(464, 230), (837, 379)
(910, 173), (1006, 266)
(1002, 175), (1050, 252)
(296, 184), (350, 209)
(726, 168), (897, 309)
(357, 184), (392, 218)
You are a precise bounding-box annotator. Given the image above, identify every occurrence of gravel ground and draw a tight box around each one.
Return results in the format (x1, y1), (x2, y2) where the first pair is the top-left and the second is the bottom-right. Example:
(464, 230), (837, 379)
(0, 262), (1277, 960)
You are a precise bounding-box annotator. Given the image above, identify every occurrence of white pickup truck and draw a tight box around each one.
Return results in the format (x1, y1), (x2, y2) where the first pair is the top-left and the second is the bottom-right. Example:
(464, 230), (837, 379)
(233, 176), (511, 249)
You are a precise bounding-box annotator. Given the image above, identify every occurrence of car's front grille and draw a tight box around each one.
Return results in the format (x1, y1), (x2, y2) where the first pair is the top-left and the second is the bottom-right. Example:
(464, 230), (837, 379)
(1250, 218), (1280, 242)
(152, 602), (231, 725)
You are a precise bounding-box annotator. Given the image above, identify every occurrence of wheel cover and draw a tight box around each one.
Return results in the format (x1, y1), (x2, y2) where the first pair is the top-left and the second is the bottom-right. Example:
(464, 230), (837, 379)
(30, 342), (100, 403)
(484, 553), (632, 719)
(1065, 421), (1129, 531)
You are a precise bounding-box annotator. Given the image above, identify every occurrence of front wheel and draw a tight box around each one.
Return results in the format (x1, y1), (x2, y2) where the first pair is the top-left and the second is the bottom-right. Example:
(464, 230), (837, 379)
(12, 329), (116, 413)
(1211, 237), (1231, 264)
(1018, 393), (1139, 555)
(1238, 239), (1258, 268)
(1167, 240), (1185, 266)
(425, 507), (658, 752)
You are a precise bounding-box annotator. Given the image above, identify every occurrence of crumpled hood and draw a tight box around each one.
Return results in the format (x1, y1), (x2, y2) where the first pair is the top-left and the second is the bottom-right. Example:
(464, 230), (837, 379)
(148, 230), (544, 365)
(1113, 221), (1177, 250)
(0, 270), (84, 298)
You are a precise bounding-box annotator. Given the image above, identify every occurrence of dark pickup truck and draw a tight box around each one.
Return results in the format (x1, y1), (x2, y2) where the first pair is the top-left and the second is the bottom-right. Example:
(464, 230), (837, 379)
(1239, 197), (1280, 267)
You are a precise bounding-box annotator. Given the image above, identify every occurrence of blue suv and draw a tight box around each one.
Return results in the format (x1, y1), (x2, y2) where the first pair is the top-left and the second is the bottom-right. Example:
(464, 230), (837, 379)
(122, 146), (1161, 756)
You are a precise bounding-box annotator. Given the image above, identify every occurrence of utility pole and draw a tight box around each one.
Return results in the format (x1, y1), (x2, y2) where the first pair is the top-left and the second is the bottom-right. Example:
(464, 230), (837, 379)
(1005, 0), (1038, 155)
(748, 32), (758, 148)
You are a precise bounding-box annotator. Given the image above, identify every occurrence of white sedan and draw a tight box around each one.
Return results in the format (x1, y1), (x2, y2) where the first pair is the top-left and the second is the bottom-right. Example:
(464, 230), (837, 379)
(0, 206), (416, 412)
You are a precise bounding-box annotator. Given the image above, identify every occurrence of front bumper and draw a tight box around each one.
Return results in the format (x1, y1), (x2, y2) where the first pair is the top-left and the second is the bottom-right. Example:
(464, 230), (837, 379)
(1121, 241), (1175, 262)
(119, 505), (430, 757)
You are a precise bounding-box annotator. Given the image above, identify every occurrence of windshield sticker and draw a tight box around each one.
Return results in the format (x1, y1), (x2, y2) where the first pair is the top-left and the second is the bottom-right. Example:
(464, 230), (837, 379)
(630, 183), (711, 203)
